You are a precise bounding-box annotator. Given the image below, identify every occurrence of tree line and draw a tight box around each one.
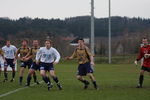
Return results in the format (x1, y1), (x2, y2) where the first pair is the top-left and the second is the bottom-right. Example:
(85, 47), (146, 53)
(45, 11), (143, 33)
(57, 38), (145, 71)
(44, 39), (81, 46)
(0, 16), (150, 39)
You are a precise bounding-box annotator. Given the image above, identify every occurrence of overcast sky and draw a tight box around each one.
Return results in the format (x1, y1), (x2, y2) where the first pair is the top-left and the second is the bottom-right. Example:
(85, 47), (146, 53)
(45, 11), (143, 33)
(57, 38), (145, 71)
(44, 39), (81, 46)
(0, 0), (149, 19)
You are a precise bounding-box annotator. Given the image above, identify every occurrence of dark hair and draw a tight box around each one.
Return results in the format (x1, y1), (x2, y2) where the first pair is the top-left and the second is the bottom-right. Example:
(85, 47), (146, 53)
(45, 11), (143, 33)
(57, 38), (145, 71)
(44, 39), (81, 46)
(22, 40), (28, 43)
(78, 38), (84, 42)
(33, 40), (39, 42)
(45, 39), (52, 44)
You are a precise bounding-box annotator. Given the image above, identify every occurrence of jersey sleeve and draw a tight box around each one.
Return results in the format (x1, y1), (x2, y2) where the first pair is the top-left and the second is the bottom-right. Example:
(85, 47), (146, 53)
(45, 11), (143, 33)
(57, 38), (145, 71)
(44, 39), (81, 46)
(70, 49), (77, 59)
(2, 46), (5, 52)
(136, 48), (143, 61)
(53, 48), (61, 63)
(13, 46), (18, 53)
(35, 48), (42, 61)
(0, 49), (4, 55)
(85, 46), (93, 57)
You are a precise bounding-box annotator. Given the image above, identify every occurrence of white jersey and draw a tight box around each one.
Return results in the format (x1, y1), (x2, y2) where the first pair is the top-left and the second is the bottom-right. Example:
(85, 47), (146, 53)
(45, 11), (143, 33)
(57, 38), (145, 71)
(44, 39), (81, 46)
(2, 45), (17, 59)
(36, 47), (60, 63)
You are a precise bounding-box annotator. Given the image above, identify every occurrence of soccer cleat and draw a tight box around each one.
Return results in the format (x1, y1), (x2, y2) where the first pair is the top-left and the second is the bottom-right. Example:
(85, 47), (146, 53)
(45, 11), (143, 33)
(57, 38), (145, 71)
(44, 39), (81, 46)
(10, 78), (15, 82)
(136, 84), (143, 88)
(35, 81), (40, 85)
(25, 83), (30, 87)
(3, 79), (8, 82)
(47, 84), (53, 91)
(57, 83), (62, 90)
(84, 81), (90, 89)
(94, 85), (99, 90)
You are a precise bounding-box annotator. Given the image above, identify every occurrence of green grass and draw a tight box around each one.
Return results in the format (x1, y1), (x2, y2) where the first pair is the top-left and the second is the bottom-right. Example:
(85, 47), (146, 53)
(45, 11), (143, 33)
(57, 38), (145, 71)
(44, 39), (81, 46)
(0, 63), (150, 100)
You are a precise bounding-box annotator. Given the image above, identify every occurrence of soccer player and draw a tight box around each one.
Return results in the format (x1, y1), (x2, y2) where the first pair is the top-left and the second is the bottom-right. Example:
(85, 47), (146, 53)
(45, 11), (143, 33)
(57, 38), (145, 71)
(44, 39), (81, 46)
(0, 48), (4, 76)
(66, 38), (98, 90)
(24, 40), (40, 86)
(134, 38), (150, 88)
(36, 40), (62, 91)
(2, 40), (17, 82)
(15, 40), (32, 85)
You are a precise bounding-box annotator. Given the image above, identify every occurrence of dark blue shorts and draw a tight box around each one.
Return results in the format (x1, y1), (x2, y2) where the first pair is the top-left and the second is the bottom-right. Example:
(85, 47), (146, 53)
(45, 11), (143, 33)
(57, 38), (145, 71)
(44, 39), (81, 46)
(20, 59), (33, 69)
(40, 62), (54, 71)
(30, 62), (40, 71)
(77, 62), (93, 76)
(4, 58), (15, 68)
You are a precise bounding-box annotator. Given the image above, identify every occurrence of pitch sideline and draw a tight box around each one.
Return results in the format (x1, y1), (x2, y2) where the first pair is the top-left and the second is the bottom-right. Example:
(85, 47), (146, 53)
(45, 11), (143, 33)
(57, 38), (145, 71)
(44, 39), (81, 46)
(0, 81), (43, 98)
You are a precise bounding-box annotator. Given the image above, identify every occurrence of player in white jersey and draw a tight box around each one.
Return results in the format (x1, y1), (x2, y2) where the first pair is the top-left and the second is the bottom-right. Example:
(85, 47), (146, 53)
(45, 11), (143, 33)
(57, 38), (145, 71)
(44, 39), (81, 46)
(2, 40), (17, 82)
(0, 48), (4, 77)
(36, 40), (62, 91)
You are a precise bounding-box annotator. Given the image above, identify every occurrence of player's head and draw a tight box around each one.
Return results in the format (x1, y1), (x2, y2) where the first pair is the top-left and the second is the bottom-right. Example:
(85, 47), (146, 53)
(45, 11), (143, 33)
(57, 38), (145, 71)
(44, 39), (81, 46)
(33, 40), (39, 47)
(45, 40), (52, 49)
(78, 38), (84, 46)
(22, 40), (28, 46)
(6, 40), (11, 47)
(142, 38), (148, 46)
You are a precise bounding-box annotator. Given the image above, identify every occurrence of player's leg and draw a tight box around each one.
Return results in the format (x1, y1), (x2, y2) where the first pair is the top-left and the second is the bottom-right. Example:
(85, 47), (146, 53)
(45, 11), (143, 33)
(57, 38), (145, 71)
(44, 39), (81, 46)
(10, 60), (16, 82)
(27, 60), (38, 84)
(10, 67), (15, 82)
(0, 66), (1, 76)
(76, 75), (89, 89)
(40, 69), (52, 91)
(136, 68), (145, 88)
(0, 65), (1, 77)
(33, 71), (39, 84)
(19, 66), (25, 85)
(77, 64), (89, 89)
(3, 62), (8, 82)
(49, 70), (62, 90)
(26, 69), (34, 86)
(86, 62), (98, 89)
(87, 73), (98, 89)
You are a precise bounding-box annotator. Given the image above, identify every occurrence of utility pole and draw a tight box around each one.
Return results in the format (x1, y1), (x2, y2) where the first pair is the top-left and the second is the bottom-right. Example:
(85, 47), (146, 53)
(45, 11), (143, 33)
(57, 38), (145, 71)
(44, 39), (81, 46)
(91, 0), (95, 55)
(108, 0), (111, 63)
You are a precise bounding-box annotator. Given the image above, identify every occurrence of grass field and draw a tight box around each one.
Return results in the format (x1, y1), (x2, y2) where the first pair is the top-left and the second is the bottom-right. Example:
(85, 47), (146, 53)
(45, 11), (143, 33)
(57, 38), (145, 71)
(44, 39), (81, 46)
(0, 62), (150, 100)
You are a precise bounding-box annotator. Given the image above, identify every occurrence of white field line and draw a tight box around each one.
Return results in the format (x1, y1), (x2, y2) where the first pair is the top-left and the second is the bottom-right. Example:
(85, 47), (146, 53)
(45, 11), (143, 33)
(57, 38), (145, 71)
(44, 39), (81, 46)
(0, 81), (43, 98)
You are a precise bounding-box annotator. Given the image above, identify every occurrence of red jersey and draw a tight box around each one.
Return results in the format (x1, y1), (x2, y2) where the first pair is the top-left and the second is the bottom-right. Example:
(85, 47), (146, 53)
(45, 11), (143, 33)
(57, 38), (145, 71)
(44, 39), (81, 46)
(136, 45), (150, 67)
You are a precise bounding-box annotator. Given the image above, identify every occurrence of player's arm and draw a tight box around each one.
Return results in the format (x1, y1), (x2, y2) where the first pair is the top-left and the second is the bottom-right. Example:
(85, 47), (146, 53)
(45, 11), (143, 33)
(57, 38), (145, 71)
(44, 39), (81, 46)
(134, 48), (143, 65)
(85, 47), (95, 66)
(24, 49), (33, 61)
(35, 49), (41, 65)
(2, 47), (6, 63)
(1, 50), (5, 60)
(65, 49), (77, 60)
(53, 48), (61, 65)
(15, 48), (21, 60)
(13, 46), (18, 64)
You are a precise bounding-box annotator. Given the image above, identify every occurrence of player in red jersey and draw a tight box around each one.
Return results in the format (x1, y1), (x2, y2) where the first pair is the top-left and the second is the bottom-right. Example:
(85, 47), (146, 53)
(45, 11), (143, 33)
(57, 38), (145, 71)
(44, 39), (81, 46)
(134, 38), (150, 88)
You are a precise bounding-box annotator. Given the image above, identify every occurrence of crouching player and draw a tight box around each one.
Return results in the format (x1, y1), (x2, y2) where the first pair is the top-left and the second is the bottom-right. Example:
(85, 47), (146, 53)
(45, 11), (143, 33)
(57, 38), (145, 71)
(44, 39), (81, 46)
(24, 40), (40, 86)
(36, 40), (62, 91)
(66, 38), (98, 90)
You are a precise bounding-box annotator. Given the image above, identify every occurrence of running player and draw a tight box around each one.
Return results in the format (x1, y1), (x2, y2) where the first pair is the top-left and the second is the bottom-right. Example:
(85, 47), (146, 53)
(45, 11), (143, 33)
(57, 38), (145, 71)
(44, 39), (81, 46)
(2, 40), (17, 82)
(66, 38), (98, 90)
(15, 40), (32, 85)
(134, 38), (150, 88)
(24, 40), (40, 86)
(36, 40), (62, 91)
